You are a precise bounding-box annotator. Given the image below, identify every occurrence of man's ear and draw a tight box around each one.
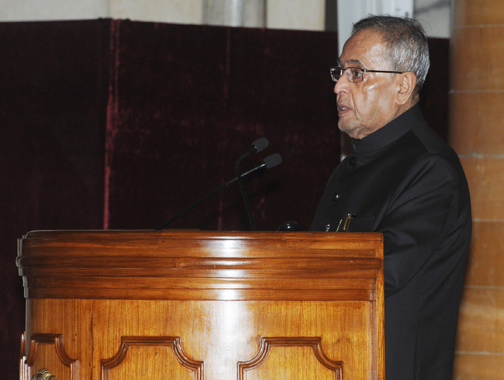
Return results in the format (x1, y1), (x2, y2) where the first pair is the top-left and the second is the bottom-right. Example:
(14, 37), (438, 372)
(396, 72), (417, 105)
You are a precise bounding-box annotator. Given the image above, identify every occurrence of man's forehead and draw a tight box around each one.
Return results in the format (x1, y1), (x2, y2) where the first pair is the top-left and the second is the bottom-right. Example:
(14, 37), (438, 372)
(339, 31), (387, 68)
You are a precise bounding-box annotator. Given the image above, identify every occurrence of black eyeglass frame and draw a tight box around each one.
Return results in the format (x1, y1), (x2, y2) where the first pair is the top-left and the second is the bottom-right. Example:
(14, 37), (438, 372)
(330, 66), (406, 83)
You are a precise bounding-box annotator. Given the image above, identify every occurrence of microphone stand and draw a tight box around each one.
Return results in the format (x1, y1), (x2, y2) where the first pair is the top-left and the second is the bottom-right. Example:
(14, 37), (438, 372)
(235, 151), (257, 231)
(155, 162), (268, 230)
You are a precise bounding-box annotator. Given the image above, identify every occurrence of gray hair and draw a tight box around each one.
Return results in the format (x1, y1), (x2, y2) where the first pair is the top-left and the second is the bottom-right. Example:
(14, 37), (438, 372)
(352, 15), (430, 95)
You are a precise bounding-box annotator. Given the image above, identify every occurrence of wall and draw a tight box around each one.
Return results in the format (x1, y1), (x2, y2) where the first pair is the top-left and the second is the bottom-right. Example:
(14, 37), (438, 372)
(451, 0), (504, 378)
(0, 0), (449, 36)
(0, 0), (325, 30)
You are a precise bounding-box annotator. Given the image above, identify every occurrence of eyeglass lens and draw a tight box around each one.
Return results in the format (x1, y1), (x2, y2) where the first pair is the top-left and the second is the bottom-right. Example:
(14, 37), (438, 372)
(331, 67), (364, 83)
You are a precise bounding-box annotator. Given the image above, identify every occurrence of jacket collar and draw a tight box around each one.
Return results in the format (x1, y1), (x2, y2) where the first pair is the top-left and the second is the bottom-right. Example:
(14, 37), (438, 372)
(351, 104), (425, 155)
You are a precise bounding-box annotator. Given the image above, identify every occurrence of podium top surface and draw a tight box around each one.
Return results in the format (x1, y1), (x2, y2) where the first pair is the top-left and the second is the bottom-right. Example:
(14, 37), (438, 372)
(17, 230), (383, 301)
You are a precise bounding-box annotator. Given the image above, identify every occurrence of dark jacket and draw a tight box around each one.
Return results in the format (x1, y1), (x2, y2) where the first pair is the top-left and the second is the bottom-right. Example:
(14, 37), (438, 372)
(310, 104), (471, 380)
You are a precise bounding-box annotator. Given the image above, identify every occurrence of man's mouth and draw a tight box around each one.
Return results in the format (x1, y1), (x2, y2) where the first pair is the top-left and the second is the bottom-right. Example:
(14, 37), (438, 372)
(338, 104), (350, 115)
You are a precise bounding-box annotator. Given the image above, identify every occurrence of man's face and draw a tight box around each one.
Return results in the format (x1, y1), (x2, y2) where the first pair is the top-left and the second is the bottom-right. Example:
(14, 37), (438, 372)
(335, 29), (404, 139)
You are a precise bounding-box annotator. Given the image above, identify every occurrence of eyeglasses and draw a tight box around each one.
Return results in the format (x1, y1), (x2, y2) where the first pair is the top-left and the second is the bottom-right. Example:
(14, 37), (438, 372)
(330, 66), (405, 83)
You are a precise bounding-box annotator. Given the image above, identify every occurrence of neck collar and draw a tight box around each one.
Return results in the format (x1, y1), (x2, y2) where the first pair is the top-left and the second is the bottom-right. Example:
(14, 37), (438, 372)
(351, 104), (424, 155)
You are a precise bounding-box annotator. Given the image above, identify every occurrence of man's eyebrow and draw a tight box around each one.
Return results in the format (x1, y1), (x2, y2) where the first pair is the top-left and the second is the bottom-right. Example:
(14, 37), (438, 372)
(338, 58), (363, 67)
(346, 59), (363, 66)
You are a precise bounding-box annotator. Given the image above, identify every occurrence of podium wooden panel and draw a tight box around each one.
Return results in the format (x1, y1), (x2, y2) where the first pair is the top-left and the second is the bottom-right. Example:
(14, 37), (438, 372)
(17, 230), (384, 380)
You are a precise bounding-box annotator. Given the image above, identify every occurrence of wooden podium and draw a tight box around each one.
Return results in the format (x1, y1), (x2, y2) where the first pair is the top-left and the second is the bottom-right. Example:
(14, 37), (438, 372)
(17, 230), (384, 380)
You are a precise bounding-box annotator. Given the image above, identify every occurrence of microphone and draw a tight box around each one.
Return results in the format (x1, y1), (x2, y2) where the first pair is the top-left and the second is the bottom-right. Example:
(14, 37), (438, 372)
(262, 153), (282, 169)
(250, 137), (269, 153)
(155, 153), (282, 230)
(235, 138), (270, 231)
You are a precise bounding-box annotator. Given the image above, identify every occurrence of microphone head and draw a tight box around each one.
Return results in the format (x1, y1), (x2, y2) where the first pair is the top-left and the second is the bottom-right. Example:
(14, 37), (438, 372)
(263, 153), (282, 169)
(251, 137), (269, 153)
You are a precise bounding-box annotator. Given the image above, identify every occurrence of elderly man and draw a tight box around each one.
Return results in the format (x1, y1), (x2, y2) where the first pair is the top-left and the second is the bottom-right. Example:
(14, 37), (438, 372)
(310, 16), (471, 380)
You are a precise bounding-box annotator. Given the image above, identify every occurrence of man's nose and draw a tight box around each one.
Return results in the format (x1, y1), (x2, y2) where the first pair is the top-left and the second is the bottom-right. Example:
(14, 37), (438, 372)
(334, 76), (349, 95)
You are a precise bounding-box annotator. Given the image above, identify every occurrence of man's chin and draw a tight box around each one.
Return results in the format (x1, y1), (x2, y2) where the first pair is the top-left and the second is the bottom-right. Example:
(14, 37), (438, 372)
(338, 123), (358, 139)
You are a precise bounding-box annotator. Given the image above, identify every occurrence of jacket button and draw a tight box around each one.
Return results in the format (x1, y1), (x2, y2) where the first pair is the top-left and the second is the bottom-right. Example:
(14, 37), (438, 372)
(349, 156), (357, 166)
(332, 192), (340, 201)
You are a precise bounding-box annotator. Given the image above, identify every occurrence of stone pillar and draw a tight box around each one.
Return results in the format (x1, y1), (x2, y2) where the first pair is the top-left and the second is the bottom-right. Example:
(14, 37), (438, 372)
(202, 0), (325, 31)
(450, 1), (504, 378)
(203, 0), (266, 27)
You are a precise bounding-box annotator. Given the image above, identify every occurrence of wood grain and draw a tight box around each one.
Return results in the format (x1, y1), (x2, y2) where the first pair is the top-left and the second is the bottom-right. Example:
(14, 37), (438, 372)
(18, 230), (384, 380)
(21, 333), (78, 380)
(238, 337), (343, 380)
